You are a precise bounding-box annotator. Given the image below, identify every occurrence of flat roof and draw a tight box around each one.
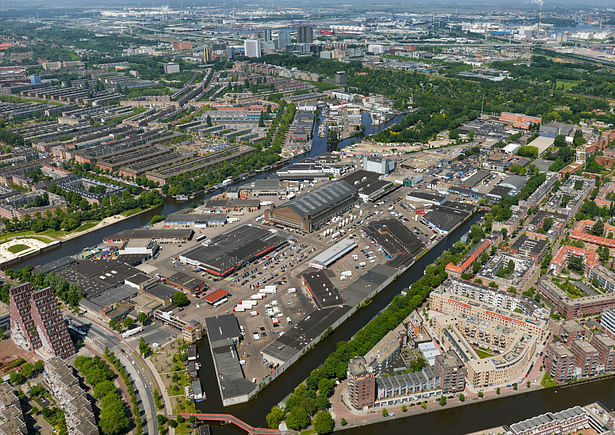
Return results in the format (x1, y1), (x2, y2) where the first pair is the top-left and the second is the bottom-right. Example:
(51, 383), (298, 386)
(179, 224), (287, 276)
(311, 238), (357, 269)
(364, 219), (424, 267)
(205, 314), (241, 348)
(301, 269), (343, 309)
(106, 229), (193, 240)
(261, 305), (351, 364)
(144, 283), (177, 301)
(424, 204), (472, 232)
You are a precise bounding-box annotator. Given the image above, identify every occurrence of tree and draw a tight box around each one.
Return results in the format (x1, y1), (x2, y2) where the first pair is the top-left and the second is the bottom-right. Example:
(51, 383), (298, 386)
(266, 406), (284, 429)
(20, 362), (33, 378)
(9, 370), (24, 385)
(139, 337), (151, 356)
(340, 418), (347, 426)
(137, 312), (148, 324)
(591, 220), (605, 236)
(439, 395), (447, 406)
(478, 391), (484, 398)
(99, 394), (131, 435)
(313, 411), (334, 434)
(93, 380), (117, 400)
(459, 393), (465, 402)
(496, 387), (501, 395)
(206, 115), (212, 126)
(382, 408), (389, 417)
(286, 406), (310, 431)
(173, 292), (189, 307)
(123, 317), (134, 328)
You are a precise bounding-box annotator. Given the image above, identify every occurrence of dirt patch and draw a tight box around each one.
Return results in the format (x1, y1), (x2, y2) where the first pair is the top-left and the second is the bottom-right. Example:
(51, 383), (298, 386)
(0, 338), (39, 375)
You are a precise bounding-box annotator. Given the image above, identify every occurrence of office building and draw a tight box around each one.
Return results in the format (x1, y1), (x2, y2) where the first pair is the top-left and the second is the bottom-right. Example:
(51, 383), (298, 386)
(203, 46), (214, 63)
(244, 39), (262, 58)
(163, 63), (180, 74)
(335, 71), (347, 86)
(10, 282), (75, 359)
(297, 25), (313, 43)
(277, 31), (291, 50)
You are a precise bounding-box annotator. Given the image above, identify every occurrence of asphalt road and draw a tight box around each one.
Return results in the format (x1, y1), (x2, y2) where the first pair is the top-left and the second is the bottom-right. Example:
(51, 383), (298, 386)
(68, 315), (158, 435)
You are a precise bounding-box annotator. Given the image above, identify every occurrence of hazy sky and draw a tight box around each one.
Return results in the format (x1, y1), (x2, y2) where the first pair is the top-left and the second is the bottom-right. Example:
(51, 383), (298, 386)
(1, 0), (614, 11)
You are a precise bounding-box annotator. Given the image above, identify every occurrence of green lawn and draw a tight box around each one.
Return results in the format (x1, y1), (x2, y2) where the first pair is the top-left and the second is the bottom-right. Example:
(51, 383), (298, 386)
(122, 207), (145, 217)
(557, 80), (579, 91)
(474, 348), (494, 359)
(541, 372), (558, 388)
(72, 221), (98, 233)
(7, 244), (30, 254)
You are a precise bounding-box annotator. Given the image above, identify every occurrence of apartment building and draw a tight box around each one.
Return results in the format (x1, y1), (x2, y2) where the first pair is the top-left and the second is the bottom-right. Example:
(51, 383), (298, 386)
(44, 358), (98, 435)
(10, 283), (75, 359)
(347, 357), (376, 410)
(571, 340), (599, 377)
(544, 342), (575, 382)
(0, 382), (27, 435)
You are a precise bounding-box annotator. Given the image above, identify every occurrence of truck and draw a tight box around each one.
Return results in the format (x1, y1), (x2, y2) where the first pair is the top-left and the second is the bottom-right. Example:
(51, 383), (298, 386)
(250, 311), (259, 317)
(122, 326), (143, 338)
(250, 294), (263, 300)
(233, 306), (245, 312)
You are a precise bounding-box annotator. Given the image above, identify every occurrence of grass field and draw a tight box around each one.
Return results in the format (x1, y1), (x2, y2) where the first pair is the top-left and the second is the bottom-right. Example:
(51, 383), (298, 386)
(541, 372), (558, 388)
(474, 348), (494, 359)
(557, 80), (580, 91)
(7, 244), (30, 254)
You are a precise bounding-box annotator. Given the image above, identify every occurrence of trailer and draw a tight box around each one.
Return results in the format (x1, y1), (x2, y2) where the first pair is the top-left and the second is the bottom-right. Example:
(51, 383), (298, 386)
(122, 326), (143, 338)
(250, 294), (263, 300)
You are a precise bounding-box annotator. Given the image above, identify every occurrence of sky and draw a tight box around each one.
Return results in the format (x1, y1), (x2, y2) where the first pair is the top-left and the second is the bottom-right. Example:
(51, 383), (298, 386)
(1, 0), (614, 12)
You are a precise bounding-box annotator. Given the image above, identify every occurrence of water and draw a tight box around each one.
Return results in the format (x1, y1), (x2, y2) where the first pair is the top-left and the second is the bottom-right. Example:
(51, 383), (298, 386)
(310, 113), (406, 155)
(339, 381), (615, 435)
(196, 213), (482, 434)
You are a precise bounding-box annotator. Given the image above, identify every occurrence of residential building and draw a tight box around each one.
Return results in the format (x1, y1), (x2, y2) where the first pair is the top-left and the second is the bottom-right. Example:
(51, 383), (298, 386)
(571, 339), (599, 377)
(0, 382), (27, 435)
(544, 342), (575, 382)
(434, 351), (466, 394)
(591, 333), (615, 372)
(44, 358), (98, 435)
(10, 282), (75, 359)
(347, 356), (376, 409)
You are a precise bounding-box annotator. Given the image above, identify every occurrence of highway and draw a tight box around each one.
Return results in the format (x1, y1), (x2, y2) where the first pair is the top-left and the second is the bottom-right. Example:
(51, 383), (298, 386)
(67, 314), (158, 435)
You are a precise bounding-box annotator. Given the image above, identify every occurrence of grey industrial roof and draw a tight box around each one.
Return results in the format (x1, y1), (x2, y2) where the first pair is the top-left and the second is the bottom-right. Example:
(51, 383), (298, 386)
(281, 181), (357, 218)
(180, 224), (287, 275)
(205, 314), (241, 348)
(301, 269), (343, 309)
(144, 283), (177, 301)
(499, 175), (527, 191)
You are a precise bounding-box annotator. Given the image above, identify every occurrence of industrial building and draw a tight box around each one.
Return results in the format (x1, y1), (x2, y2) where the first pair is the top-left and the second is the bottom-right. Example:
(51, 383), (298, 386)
(310, 238), (358, 269)
(180, 224), (287, 276)
(205, 314), (255, 405)
(340, 170), (395, 202)
(265, 181), (358, 232)
(301, 269), (343, 309)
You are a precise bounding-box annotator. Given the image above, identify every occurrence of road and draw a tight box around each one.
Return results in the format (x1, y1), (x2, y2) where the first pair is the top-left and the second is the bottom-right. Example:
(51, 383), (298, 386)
(68, 314), (158, 435)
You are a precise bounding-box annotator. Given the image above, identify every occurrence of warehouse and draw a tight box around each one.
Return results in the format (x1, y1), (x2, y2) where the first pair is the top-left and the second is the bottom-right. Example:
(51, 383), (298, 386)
(104, 229), (193, 243)
(340, 170), (395, 202)
(301, 269), (343, 309)
(310, 238), (358, 269)
(179, 224), (288, 277)
(364, 219), (424, 267)
(265, 181), (358, 232)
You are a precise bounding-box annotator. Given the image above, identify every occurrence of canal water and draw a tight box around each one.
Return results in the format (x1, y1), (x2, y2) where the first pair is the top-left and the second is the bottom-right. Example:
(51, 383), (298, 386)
(339, 380), (615, 435)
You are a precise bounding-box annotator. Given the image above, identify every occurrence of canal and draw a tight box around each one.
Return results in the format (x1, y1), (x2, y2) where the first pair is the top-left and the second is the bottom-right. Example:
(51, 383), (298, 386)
(339, 380), (615, 435)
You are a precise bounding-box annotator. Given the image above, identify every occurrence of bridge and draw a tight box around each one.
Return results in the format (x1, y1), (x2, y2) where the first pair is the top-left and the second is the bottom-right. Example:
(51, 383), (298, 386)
(178, 413), (282, 435)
